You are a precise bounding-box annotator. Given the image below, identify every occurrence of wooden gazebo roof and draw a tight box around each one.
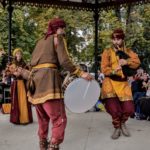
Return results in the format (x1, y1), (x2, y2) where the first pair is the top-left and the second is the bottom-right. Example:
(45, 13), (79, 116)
(0, 0), (150, 11)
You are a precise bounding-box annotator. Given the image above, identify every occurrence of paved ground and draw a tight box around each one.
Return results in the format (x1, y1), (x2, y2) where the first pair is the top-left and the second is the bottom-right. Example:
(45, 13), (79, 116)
(0, 108), (150, 150)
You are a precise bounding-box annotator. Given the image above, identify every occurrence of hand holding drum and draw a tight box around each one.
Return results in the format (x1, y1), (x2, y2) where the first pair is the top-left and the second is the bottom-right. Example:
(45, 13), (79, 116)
(80, 71), (93, 81)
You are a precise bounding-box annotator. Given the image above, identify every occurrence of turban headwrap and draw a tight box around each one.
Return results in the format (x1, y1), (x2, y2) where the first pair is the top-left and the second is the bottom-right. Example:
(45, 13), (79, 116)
(111, 28), (125, 40)
(45, 18), (66, 39)
(13, 48), (23, 57)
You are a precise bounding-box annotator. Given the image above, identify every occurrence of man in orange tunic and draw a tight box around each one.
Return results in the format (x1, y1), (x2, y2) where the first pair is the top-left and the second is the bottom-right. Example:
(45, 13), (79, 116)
(101, 29), (140, 139)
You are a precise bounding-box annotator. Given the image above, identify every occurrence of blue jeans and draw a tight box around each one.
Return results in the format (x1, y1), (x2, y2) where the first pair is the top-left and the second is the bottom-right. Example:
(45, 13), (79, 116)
(133, 92), (146, 117)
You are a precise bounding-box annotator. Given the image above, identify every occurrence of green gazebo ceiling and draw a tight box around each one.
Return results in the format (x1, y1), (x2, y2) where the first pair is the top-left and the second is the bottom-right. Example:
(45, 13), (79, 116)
(0, 0), (150, 11)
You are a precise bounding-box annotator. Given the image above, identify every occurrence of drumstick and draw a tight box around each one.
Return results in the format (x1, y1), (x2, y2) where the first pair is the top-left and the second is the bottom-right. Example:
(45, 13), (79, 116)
(83, 81), (91, 99)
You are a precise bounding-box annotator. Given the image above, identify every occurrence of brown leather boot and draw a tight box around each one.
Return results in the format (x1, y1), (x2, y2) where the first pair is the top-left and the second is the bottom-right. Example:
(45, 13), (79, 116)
(121, 123), (131, 137)
(48, 143), (59, 150)
(39, 138), (49, 150)
(111, 128), (121, 139)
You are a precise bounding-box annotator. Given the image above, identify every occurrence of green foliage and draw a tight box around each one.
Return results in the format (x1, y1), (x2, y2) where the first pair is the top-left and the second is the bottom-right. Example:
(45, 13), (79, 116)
(0, 4), (150, 72)
(0, 7), (8, 50)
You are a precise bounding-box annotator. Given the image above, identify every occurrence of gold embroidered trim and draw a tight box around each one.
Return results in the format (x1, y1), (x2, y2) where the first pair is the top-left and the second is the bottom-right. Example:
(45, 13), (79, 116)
(119, 97), (133, 101)
(102, 93), (117, 99)
(28, 92), (64, 104)
(63, 38), (70, 57)
(102, 94), (133, 101)
(32, 63), (57, 69)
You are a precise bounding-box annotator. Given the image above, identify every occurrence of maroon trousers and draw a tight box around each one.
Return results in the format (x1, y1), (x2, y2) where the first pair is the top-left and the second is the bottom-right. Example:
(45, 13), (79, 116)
(105, 98), (134, 128)
(35, 99), (67, 145)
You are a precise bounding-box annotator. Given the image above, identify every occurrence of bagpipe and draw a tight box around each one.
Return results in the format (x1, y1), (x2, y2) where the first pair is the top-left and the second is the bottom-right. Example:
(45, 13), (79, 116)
(115, 48), (137, 77)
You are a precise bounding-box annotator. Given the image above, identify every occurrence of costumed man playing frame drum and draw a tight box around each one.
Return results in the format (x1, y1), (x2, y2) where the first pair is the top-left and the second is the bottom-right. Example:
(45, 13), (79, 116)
(101, 29), (140, 139)
(14, 18), (93, 150)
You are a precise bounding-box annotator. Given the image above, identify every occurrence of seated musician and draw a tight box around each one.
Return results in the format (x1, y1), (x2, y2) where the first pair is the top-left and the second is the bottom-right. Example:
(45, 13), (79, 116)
(0, 48), (9, 109)
(101, 28), (140, 139)
(0, 48), (8, 76)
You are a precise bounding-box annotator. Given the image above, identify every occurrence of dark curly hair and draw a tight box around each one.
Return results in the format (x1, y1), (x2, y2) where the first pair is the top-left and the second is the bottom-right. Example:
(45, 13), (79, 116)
(111, 28), (125, 40)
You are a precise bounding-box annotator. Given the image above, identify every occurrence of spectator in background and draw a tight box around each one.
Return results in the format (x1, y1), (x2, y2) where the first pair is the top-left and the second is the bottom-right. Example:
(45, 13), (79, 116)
(98, 70), (105, 87)
(146, 79), (150, 97)
(0, 48), (8, 76)
(0, 48), (8, 111)
(132, 70), (149, 119)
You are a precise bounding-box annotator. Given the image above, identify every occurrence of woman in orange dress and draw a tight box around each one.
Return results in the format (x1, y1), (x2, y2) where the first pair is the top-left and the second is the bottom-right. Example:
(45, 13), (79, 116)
(10, 48), (33, 124)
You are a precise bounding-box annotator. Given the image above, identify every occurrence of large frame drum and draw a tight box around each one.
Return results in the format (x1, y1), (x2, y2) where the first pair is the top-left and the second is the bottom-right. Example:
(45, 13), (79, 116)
(64, 78), (100, 113)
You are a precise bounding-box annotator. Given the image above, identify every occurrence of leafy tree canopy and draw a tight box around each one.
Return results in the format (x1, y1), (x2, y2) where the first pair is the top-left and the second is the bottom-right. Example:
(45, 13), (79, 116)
(0, 4), (149, 72)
